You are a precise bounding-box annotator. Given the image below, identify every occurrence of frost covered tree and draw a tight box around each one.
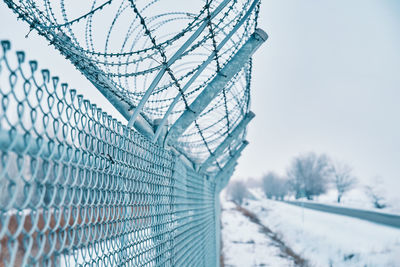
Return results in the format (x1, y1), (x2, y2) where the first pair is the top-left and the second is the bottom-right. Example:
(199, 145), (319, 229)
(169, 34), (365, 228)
(365, 177), (387, 209)
(227, 181), (247, 205)
(261, 172), (289, 200)
(331, 162), (357, 203)
(365, 185), (386, 209)
(287, 152), (331, 200)
(262, 172), (276, 199)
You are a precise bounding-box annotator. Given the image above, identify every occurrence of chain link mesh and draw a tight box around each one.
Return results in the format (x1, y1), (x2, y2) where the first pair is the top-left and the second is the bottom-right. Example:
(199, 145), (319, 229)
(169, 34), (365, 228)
(0, 0), (264, 265)
(3, 0), (259, 164)
(0, 41), (217, 266)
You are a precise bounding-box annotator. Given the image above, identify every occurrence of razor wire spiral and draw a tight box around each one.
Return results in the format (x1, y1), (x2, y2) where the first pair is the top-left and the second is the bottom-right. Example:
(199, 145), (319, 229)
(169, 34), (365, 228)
(3, 0), (260, 167)
(0, 40), (218, 266)
(0, 0), (262, 265)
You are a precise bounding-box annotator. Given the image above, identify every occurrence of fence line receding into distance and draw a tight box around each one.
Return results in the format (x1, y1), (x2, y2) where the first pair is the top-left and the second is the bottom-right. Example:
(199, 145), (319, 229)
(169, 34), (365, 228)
(0, 0), (267, 265)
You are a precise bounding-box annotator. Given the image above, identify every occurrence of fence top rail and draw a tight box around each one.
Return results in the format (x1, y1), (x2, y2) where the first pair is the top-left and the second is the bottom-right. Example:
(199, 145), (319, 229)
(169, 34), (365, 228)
(4, 0), (262, 169)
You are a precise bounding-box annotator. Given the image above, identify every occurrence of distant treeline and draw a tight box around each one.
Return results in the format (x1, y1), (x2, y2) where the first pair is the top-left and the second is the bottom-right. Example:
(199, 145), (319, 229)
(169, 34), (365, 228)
(226, 152), (387, 209)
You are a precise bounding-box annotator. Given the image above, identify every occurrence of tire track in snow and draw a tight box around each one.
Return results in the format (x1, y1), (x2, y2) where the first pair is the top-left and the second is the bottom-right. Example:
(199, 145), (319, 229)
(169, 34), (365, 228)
(235, 204), (308, 267)
(221, 201), (307, 267)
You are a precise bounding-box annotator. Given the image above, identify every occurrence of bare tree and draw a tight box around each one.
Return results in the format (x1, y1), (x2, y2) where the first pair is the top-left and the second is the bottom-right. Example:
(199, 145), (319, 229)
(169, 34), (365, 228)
(331, 162), (357, 203)
(364, 177), (387, 209)
(276, 180), (290, 200)
(365, 186), (386, 209)
(287, 152), (331, 200)
(262, 172), (277, 199)
(227, 181), (247, 205)
(261, 172), (289, 200)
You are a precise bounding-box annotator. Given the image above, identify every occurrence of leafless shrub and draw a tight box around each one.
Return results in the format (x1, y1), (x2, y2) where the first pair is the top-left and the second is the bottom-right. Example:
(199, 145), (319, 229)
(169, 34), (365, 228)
(330, 161), (357, 203)
(287, 152), (331, 200)
(364, 177), (387, 209)
(227, 181), (248, 205)
(261, 172), (289, 200)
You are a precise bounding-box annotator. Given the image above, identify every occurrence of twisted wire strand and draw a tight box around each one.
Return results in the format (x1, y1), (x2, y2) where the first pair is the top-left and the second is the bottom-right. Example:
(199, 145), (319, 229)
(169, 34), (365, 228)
(3, 0), (260, 164)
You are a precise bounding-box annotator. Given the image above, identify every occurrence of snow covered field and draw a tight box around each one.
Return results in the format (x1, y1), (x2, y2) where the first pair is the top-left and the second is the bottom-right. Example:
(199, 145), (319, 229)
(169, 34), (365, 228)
(221, 201), (296, 267)
(221, 190), (400, 267)
(306, 188), (400, 215)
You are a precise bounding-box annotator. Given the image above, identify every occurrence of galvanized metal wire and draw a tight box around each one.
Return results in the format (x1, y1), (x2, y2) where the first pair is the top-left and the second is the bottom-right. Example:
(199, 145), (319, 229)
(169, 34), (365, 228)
(0, 0), (264, 265)
(0, 41), (217, 266)
(3, 0), (260, 165)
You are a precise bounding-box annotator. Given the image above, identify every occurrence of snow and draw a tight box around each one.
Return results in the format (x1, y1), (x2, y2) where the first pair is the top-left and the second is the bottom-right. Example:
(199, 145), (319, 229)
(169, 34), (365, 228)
(242, 189), (400, 267)
(221, 200), (295, 267)
(297, 188), (400, 215)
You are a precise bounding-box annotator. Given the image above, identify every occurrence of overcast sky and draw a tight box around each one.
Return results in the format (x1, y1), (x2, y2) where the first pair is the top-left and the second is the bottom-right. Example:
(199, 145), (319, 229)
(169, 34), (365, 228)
(236, 0), (400, 200)
(1, 1), (399, 199)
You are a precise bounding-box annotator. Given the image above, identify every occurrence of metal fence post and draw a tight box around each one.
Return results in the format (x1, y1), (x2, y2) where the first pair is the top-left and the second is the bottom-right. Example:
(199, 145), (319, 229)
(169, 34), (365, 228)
(214, 141), (249, 185)
(214, 189), (221, 267)
(0, 0), (265, 263)
(127, 0), (231, 128)
(152, 0), (262, 143)
(165, 29), (268, 144)
(200, 112), (255, 173)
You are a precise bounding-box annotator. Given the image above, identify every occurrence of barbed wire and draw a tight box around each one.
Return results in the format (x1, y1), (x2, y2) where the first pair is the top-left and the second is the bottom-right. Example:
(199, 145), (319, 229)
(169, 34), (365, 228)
(3, 0), (260, 165)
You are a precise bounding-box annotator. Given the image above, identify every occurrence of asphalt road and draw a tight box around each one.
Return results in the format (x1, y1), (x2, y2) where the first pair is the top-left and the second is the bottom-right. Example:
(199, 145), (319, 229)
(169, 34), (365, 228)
(284, 201), (400, 229)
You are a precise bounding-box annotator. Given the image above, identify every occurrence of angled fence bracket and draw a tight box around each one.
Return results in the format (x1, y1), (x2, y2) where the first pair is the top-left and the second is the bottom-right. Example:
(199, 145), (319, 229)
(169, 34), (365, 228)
(1, 0), (266, 264)
(152, 0), (262, 143)
(200, 112), (255, 173)
(127, 0), (231, 128)
(164, 29), (268, 144)
(50, 34), (156, 139)
(95, 74), (155, 139)
(214, 140), (249, 187)
(216, 163), (238, 193)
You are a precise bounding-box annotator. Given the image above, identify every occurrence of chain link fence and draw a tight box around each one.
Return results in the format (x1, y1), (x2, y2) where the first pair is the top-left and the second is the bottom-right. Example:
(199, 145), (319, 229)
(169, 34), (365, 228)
(0, 0), (267, 265)
(3, 0), (260, 164)
(0, 41), (218, 266)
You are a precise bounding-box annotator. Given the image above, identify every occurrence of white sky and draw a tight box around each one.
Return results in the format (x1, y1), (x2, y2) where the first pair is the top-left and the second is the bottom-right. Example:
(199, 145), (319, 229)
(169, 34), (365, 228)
(1, 1), (399, 198)
(235, 0), (400, 199)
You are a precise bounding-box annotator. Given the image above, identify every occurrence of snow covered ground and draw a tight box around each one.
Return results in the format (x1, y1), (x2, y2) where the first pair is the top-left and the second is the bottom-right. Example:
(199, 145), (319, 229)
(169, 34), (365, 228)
(221, 201), (297, 267)
(225, 189), (400, 267)
(299, 188), (400, 215)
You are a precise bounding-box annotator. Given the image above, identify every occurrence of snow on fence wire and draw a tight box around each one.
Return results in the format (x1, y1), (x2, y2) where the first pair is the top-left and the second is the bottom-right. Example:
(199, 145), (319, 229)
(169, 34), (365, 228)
(0, 42), (217, 266)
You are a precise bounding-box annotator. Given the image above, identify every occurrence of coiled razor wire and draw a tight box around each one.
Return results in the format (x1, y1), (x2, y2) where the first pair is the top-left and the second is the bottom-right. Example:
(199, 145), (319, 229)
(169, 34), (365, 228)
(0, 40), (218, 266)
(3, 0), (260, 166)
